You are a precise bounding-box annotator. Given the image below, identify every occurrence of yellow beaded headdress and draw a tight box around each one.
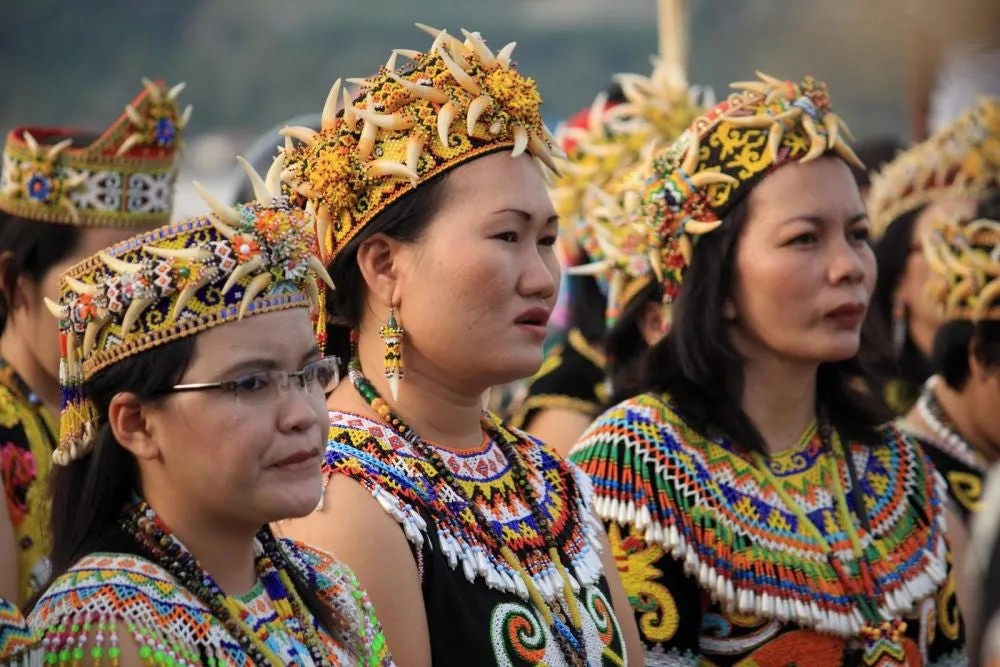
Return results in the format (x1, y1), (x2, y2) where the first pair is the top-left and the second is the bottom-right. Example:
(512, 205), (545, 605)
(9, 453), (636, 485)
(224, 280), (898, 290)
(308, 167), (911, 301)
(636, 71), (860, 303)
(280, 24), (560, 262)
(0, 78), (190, 228)
(923, 213), (1000, 321)
(567, 162), (657, 327)
(47, 156), (333, 465)
(549, 61), (708, 245)
(868, 96), (1000, 238)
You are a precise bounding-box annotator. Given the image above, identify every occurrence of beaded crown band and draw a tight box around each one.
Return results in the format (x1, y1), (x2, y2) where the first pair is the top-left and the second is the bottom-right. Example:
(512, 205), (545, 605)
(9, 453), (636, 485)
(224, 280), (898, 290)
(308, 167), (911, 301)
(868, 96), (1000, 238)
(47, 156), (333, 465)
(924, 213), (1000, 321)
(0, 78), (191, 228)
(280, 24), (560, 262)
(632, 71), (860, 303)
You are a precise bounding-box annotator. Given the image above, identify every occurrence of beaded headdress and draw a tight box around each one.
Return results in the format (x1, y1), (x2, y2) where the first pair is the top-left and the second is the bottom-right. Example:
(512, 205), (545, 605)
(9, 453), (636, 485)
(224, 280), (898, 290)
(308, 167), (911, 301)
(567, 161), (657, 327)
(868, 96), (1000, 238)
(48, 157), (333, 465)
(923, 213), (1000, 321)
(636, 71), (859, 302)
(0, 78), (190, 228)
(549, 58), (709, 242)
(280, 24), (560, 262)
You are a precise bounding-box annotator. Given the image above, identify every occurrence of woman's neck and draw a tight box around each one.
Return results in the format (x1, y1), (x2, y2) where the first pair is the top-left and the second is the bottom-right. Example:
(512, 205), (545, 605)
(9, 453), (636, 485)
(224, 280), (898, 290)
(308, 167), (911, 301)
(931, 379), (998, 464)
(330, 332), (486, 450)
(740, 355), (818, 456)
(0, 329), (60, 414)
(143, 494), (258, 596)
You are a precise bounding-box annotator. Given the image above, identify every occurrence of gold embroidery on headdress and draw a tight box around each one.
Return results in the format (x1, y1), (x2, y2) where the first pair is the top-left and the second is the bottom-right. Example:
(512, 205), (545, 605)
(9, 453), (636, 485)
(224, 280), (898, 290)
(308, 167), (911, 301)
(49, 157), (332, 465)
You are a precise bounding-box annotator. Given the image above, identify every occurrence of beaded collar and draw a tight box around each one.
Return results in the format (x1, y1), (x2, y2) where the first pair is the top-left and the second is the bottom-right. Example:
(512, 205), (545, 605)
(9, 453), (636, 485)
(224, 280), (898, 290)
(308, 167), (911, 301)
(571, 392), (950, 639)
(914, 375), (988, 473)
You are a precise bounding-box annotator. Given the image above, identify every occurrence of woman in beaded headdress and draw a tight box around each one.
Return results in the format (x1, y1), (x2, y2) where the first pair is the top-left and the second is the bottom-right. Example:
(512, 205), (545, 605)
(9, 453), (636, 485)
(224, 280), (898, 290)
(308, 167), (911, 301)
(24, 157), (392, 666)
(509, 0), (708, 455)
(891, 193), (1000, 633)
(865, 96), (1000, 415)
(0, 78), (191, 606)
(569, 72), (966, 663)
(275, 24), (643, 667)
(897, 192), (1000, 524)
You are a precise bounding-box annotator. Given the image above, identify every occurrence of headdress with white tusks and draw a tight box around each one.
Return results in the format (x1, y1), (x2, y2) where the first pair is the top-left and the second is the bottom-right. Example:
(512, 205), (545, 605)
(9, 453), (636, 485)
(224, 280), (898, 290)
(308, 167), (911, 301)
(280, 23), (561, 223)
(116, 77), (193, 157)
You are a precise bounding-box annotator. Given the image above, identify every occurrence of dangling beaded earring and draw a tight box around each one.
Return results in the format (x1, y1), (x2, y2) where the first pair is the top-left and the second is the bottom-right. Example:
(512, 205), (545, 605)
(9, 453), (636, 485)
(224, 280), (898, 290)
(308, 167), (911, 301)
(892, 297), (907, 358)
(379, 306), (404, 402)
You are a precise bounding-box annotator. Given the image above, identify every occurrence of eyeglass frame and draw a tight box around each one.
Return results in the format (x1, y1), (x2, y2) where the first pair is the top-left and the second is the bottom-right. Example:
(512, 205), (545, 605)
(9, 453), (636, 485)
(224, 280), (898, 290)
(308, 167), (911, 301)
(163, 356), (342, 397)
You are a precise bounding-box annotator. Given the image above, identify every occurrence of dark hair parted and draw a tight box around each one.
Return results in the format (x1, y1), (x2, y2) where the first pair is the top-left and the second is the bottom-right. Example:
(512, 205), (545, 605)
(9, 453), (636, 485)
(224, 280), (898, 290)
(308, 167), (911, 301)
(865, 207), (932, 389)
(34, 337), (336, 637)
(608, 279), (662, 404)
(323, 171), (451, 362)
(637, 197), (891, 454)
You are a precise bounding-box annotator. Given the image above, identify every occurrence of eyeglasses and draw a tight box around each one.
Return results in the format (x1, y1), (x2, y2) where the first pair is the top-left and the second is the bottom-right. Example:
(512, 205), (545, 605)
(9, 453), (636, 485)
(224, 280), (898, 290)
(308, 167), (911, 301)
(166, 357), (341, 401)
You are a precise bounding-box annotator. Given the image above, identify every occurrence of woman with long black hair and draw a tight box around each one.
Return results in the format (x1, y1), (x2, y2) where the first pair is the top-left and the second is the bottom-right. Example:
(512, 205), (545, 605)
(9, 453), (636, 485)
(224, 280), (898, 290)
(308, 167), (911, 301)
(571, 72), (965, 663)
(26, 158), (391, 666)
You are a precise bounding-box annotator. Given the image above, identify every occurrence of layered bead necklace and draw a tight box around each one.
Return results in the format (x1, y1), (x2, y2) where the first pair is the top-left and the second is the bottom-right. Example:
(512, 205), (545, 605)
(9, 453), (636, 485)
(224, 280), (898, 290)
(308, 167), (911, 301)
(122, 499), (332, 665)
(751, 419), (907, 657)
(348, 356), (588, 667)
(916, 375), (987, 472)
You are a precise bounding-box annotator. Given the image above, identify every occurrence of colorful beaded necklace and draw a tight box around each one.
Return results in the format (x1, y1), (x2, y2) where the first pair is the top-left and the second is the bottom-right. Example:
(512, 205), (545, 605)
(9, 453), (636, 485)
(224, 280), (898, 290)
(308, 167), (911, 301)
(122, 498), (332, 665)
(348, 355), (589, 667)
(916, 375), (988, 472)
(751, 419), (906, 656)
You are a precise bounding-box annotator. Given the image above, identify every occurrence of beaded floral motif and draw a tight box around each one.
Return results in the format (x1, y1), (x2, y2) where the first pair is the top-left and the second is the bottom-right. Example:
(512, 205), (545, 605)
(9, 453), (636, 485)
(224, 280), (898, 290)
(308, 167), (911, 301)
(569, 393), (951, 642)
(28, 542), (389, 666)
(49, 157), (333, 465)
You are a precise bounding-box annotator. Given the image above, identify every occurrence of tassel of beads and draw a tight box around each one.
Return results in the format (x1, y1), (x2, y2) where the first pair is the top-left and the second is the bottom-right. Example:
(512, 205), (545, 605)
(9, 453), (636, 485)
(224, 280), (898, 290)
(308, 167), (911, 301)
(378, 308), (404, 402)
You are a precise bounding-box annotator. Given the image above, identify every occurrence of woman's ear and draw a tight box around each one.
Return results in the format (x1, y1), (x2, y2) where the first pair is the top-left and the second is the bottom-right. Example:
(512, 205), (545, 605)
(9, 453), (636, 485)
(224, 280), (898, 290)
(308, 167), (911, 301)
(107, 392), (161, 461)
(355, 233), (405, 309)
(639, 301), (667, 346)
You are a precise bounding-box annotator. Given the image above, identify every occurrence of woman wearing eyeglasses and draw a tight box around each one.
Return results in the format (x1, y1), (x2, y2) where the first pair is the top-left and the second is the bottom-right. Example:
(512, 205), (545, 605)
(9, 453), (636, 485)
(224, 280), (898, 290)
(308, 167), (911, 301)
(25, 158), (392, 666)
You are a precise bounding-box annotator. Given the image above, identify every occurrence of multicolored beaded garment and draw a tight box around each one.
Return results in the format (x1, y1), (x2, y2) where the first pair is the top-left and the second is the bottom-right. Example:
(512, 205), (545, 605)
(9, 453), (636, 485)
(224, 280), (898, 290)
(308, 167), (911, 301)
(508, 329), (609, 431)
(0, 598), (41, 666)
(569, 393), (965, 666)
(900, 376), (986, 525)
(323, 403), (628, 666)
(0, 358), (56, 605)
(29, 536), (389, 666)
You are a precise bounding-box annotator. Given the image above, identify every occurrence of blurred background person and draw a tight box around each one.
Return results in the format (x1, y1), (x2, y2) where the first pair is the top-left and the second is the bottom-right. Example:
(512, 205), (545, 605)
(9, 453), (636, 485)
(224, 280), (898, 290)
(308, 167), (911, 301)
(0, 79), (189, 606)
(865, 97), (1000, 414)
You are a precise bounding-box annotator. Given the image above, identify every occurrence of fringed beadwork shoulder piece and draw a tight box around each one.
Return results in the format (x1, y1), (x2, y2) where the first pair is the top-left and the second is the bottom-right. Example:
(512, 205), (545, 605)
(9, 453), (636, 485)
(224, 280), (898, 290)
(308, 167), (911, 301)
(47, 156), (333, 466)
(280, 24), (560, 262)
(569, 393), (951, 641)
(280, 540), (391, 665)
(0, 598), (40, 666)
(0, 78), (190, 228)
(869, 96), (1000, 238)
(924, 211), (1000, 321)
(324, 410), (607, 603)
(634, 72), (859, 303)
